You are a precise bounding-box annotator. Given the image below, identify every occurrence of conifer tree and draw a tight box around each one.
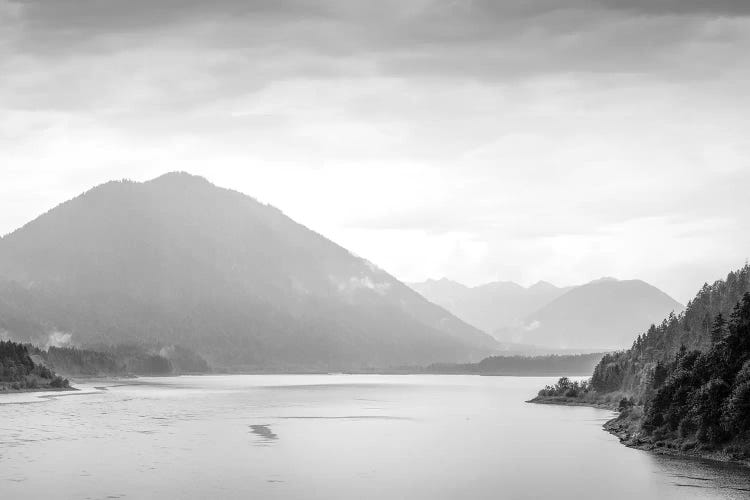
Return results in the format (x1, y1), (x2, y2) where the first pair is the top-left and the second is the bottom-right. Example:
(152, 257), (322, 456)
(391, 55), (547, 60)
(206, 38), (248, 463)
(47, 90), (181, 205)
(711, 313), (727, 345)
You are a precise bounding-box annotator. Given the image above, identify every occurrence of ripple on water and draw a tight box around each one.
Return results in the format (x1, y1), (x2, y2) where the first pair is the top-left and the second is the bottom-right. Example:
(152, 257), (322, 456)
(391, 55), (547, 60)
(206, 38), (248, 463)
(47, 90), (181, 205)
(3, 375), (750, 500)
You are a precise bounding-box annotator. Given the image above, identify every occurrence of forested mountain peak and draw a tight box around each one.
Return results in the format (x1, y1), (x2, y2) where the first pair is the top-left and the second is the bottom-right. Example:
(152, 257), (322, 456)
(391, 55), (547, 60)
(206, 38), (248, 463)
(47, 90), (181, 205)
(0, 173), (496, 370)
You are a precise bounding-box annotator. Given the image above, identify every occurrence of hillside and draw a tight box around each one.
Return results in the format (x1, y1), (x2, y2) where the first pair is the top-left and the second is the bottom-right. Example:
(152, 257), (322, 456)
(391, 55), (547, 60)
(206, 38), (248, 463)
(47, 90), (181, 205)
(0, 172), (497, 370)
(41, 344), (210, 377)
(591, 265), (750, 397)
(521, 278), (684, 350)
(535, 265), (750, 464)
(423, 352), (605, 376)
(0, 340), (69, 391)
(635, 294), (750, 451)
(409, 278), (570, 338)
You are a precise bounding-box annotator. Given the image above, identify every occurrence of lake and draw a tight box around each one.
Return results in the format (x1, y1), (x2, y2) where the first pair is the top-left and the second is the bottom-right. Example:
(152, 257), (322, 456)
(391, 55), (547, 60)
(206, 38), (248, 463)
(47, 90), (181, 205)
(1, 375), (749, 499)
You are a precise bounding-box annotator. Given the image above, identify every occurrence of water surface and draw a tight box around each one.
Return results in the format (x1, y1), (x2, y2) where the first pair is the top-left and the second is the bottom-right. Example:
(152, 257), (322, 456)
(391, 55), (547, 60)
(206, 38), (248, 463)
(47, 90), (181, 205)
(1, 375), (748, 499)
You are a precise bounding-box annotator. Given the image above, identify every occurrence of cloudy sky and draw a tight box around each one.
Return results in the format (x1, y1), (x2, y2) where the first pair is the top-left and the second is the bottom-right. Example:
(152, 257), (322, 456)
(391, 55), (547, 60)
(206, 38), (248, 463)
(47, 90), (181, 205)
(1, 0), (749, 303)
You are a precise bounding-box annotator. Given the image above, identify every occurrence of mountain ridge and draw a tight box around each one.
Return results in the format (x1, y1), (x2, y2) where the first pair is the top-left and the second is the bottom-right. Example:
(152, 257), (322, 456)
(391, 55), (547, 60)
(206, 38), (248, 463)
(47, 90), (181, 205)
(411, 276), (683, 350)
(0, 172), (497, 370)
(409, 278), (571, 338)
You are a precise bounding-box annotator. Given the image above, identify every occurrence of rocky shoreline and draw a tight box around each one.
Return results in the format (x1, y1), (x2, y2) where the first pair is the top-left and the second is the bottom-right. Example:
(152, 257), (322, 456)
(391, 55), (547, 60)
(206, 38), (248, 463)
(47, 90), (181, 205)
(529, 395), (750, 468)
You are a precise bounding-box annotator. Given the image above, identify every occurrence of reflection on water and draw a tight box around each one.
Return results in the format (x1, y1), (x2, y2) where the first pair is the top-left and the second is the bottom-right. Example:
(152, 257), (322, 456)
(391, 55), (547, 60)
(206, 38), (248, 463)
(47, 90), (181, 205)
(250, 424), (278, 441)
(1, 374), (749, 500)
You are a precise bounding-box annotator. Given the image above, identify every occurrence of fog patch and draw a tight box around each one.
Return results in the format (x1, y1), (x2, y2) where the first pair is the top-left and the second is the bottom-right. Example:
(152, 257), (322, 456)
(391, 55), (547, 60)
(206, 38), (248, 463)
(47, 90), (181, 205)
(158, 345), (174, 358)
(524, 320), (541, 332)
(336, 275), (392, 295)
(290, 278), (311, 295)
(45, 331), (73, 349)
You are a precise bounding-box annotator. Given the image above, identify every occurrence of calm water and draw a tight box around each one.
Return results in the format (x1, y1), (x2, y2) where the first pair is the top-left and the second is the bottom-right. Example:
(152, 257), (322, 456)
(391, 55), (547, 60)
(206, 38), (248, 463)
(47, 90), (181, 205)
(1, 375), (749, 499)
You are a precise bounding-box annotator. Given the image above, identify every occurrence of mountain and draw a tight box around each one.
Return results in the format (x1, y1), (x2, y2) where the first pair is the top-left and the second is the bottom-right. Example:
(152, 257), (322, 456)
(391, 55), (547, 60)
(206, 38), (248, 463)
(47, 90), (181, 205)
(408, 278), (472, 311)
(0, 172), (497, 370)
(521, 278), (684, 350)
(409, 278), (570, 337)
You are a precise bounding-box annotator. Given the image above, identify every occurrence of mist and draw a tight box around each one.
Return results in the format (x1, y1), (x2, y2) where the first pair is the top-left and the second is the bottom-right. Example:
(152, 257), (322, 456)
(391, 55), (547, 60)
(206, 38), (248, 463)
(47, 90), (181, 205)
(2, 1), (750, 498)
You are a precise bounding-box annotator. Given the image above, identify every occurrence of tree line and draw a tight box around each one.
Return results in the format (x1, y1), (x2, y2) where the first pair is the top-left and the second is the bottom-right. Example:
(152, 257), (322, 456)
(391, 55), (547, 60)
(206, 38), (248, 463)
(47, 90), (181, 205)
(640, 292), (750, 446)
(0, 340), (69, 390)
(590, 264), (750, 399)
(538, 264), (750, 454)
(427, 352), (605, 376)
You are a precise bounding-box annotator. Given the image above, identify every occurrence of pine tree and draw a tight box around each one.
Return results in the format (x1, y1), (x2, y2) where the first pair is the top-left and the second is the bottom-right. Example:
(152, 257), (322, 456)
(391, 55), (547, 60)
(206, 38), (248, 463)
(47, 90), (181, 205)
(711, 313), (727, 345)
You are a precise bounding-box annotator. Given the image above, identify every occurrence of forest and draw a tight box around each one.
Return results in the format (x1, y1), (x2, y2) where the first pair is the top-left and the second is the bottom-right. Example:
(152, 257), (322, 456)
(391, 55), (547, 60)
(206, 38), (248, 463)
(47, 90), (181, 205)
(0, 340), (69, 390)
(37, 343), (211, 377)
(1, 340), (211, 388)
(589, 264), (750, 399)
(536, 264), (750, 456)
(425, 352), (604, 376)
(43, 345), (125, 376)
(639, 292), (750, 447)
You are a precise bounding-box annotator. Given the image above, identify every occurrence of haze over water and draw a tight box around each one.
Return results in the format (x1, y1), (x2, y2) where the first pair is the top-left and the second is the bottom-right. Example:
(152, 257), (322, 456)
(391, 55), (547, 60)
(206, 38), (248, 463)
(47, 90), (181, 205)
(1, 375), (748, 500)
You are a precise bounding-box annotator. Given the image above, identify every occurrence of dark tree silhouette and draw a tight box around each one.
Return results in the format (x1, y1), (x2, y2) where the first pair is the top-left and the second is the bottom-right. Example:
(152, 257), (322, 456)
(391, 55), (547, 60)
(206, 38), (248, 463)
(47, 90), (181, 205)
(640, 293), (750, 445)
(0, 340), (69, 389)
(711, 313), (727, 345)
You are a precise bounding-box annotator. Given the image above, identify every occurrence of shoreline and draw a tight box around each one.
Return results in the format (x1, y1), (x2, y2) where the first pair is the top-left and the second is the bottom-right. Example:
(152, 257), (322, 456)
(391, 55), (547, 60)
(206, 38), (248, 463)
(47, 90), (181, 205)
(603, 412), (750, 468)
(0, 385), (77, 395)
(529, 395), (750, 469)
(526, 395), (617, 410)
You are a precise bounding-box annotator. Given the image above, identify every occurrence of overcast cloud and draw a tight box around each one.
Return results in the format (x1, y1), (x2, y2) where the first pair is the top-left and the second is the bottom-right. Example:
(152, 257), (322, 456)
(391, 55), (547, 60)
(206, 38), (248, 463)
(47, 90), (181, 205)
(1, 0), (749, 302)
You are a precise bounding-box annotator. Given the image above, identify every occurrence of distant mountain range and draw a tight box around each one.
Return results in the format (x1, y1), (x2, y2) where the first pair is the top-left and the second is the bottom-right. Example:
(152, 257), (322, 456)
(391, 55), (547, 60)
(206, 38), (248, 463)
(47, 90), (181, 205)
(409, 278), (571, 336)
(411, 277), (683, 350)
(0, 172), (498, 370)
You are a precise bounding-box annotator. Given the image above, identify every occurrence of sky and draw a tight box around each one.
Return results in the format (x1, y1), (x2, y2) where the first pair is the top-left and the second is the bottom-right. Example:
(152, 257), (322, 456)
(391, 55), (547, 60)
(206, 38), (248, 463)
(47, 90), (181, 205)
(1, 0), (749, 303)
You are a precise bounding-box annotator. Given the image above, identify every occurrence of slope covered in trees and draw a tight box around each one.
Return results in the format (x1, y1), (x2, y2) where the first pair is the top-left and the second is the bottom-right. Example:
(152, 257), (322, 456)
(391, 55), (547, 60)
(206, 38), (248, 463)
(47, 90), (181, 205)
(424, 352), (605, 376)
(0, 172), (497, 370)
(535, 265), (750, 461)
(638, 293), (750, 447)
(0, 340), (69, 390)
(44, 346), (124, 377)
(40, 343), (211, 376)
(590, 265), (750, 398)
